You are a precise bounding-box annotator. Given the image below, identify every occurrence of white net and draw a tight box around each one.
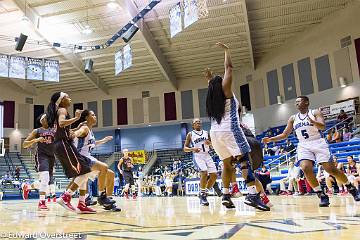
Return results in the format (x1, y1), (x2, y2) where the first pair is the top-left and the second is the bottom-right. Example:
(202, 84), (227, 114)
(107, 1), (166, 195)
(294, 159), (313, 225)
(196, 0), (209, 19)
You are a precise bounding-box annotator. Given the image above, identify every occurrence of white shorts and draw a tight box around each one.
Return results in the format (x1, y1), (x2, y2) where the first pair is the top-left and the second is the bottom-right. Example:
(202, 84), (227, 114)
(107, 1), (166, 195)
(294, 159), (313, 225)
(295, 138), (331, 167)
(210, 130), (250, 160)
(193, 154), (217, 173)
(165, 179), (172, 187)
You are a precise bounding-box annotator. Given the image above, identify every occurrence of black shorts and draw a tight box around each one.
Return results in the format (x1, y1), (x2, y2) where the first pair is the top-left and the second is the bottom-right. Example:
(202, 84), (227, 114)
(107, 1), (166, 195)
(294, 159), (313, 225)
(54, 140), (92, 179)
(35, 152), (55, 172)
(123, 171), (134, 185)
(247, 136), (264, 170)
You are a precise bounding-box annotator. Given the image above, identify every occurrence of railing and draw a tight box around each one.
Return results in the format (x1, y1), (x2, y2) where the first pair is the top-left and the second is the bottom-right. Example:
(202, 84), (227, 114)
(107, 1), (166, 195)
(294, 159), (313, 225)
(152, 141), (183, 151)
(265, 148), (297, 170)
(269, 153), (296, 173)
(325, 116), (354, 133)
(16, 152), (32, 180)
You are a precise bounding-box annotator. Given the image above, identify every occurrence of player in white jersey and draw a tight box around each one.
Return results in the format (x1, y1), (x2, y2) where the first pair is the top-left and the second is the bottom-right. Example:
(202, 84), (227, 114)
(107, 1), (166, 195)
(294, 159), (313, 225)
(263, 96), (360, 206)
(73, 110), (120, 212)
(205, 42), (269, 211)
(184, 118), (217, 206)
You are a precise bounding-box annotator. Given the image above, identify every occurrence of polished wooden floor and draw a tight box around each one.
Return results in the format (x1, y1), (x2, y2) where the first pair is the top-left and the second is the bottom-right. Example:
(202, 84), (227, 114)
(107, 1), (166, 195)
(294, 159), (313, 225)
(0, 195), (360, 239)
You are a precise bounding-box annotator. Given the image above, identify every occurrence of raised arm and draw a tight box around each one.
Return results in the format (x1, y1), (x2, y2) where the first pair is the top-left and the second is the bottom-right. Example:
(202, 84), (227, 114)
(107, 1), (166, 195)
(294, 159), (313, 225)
(216, 42), (233, 98)
(23, 130), (45, 149)
(58, 108), (82, 128)
(308, 109), (326, 130)
(263, 116), (295, 143)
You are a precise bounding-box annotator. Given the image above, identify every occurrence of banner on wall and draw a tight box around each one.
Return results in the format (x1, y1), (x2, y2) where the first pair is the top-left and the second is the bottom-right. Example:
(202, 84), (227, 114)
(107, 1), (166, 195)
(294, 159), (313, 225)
(9, 56), (26, 79)
(27, 57), (43, 81)
(128, 150), (146, 164)
(0, 54), (9, 78)
(43, 59), (60, 82)
(185, 177), (248, 195)
(320, 100), (355, 119)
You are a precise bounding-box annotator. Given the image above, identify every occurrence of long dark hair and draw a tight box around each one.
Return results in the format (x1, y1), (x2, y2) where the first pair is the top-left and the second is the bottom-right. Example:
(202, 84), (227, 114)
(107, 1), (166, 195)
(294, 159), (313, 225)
(46, 92), (61, 128)
(73, 109), (90, 128)
(206, 76), (225, 124)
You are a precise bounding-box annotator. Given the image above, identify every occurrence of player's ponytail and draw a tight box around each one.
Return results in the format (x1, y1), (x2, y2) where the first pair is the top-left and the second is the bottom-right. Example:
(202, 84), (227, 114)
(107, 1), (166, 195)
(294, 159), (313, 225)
(46, 92), (61, 128)
(206, 76), (226, 124)
(73, 109), (90, 128)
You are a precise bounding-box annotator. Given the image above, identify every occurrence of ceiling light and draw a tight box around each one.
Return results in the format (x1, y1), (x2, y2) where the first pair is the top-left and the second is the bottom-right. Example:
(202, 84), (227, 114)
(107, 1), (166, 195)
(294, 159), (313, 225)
(82, 25), (93, 35)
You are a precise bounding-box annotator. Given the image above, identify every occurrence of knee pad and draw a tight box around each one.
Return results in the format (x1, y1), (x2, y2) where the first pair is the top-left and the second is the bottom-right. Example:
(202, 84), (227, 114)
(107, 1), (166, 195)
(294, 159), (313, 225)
(237, 154), (255, 184)
(39, 171), (50, 192)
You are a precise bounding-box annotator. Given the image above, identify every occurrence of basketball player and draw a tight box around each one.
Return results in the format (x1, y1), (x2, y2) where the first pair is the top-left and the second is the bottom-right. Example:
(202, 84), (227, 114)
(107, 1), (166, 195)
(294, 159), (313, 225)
(118, 149), (136, 199)
(46, 92), (112, 213)
(205, 42), (269, 211)
(23, 113), (55, 210)
(238, 107), (273, 207)
(73, 110), (120, 211)
(263, 96), (360, 206)
(184, 118), (218, 206)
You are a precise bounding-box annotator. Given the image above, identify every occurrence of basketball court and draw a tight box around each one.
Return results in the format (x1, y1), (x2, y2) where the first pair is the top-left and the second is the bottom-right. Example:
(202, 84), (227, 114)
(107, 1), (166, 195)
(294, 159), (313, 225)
(1, 195), (359, 239)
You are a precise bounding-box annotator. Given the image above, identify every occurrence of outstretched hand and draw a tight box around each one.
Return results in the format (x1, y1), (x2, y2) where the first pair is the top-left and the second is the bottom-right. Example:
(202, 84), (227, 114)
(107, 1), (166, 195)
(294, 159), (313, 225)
(262, 137), (271, 144)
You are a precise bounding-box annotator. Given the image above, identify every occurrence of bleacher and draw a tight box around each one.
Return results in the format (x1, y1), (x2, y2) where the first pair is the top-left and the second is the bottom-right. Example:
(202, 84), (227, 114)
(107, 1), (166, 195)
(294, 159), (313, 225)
(149, 148), (192, 173)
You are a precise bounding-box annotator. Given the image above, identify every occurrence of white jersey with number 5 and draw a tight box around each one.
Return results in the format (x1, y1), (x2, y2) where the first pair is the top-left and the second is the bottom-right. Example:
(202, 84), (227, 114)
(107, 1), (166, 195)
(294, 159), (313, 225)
(293, 110), (321, 142)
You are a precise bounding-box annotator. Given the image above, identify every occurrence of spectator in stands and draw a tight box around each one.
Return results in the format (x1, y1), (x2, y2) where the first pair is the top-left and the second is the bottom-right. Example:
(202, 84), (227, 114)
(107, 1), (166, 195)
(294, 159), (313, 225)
(279, 162), (300, 195)
(159, 175), (165, 194)
(297, 169), (312, 195)
(1, 171), (13, 185)
(337, 110), (348, 123)
(327, 128), (341, 143)
(284, 139), (296, 156)
(342, 128), (352, 142)
(271, 145), (280, 156)
(346, 156), (360, 192)
(263, 144), (273, 156)
(256, 165), (273, 194)
(15, 167), (20, 180)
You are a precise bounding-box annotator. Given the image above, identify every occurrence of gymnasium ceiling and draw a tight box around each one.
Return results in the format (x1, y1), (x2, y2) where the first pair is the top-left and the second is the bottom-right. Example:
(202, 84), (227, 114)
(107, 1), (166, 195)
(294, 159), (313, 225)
(0, 0), (354, 94)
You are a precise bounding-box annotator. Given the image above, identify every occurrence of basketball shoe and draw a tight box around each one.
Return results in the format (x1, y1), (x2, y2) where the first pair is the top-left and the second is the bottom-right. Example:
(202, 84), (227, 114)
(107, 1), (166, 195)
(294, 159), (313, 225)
(244, 193), (270, 211)
(222, 194), (235, 209)
(38, 200), (49, 211)
(231, 184), (241, 198)
(57, 193), (76, 212)
(317, 191), (330, 207)
(76, 201), (96, 214)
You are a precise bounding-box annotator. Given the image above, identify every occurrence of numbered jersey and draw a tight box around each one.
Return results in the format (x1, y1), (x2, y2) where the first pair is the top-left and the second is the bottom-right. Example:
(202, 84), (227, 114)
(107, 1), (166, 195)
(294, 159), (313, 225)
(35, 127), (55, 156)
(74, 129), (96, 157)
(191, 130), (210, 155)
(293, 110), (321, 142)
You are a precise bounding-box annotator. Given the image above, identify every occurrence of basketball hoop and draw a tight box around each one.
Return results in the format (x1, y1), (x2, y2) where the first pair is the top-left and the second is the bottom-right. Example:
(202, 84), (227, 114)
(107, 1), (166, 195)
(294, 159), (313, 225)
(196, 0), (209, 19)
